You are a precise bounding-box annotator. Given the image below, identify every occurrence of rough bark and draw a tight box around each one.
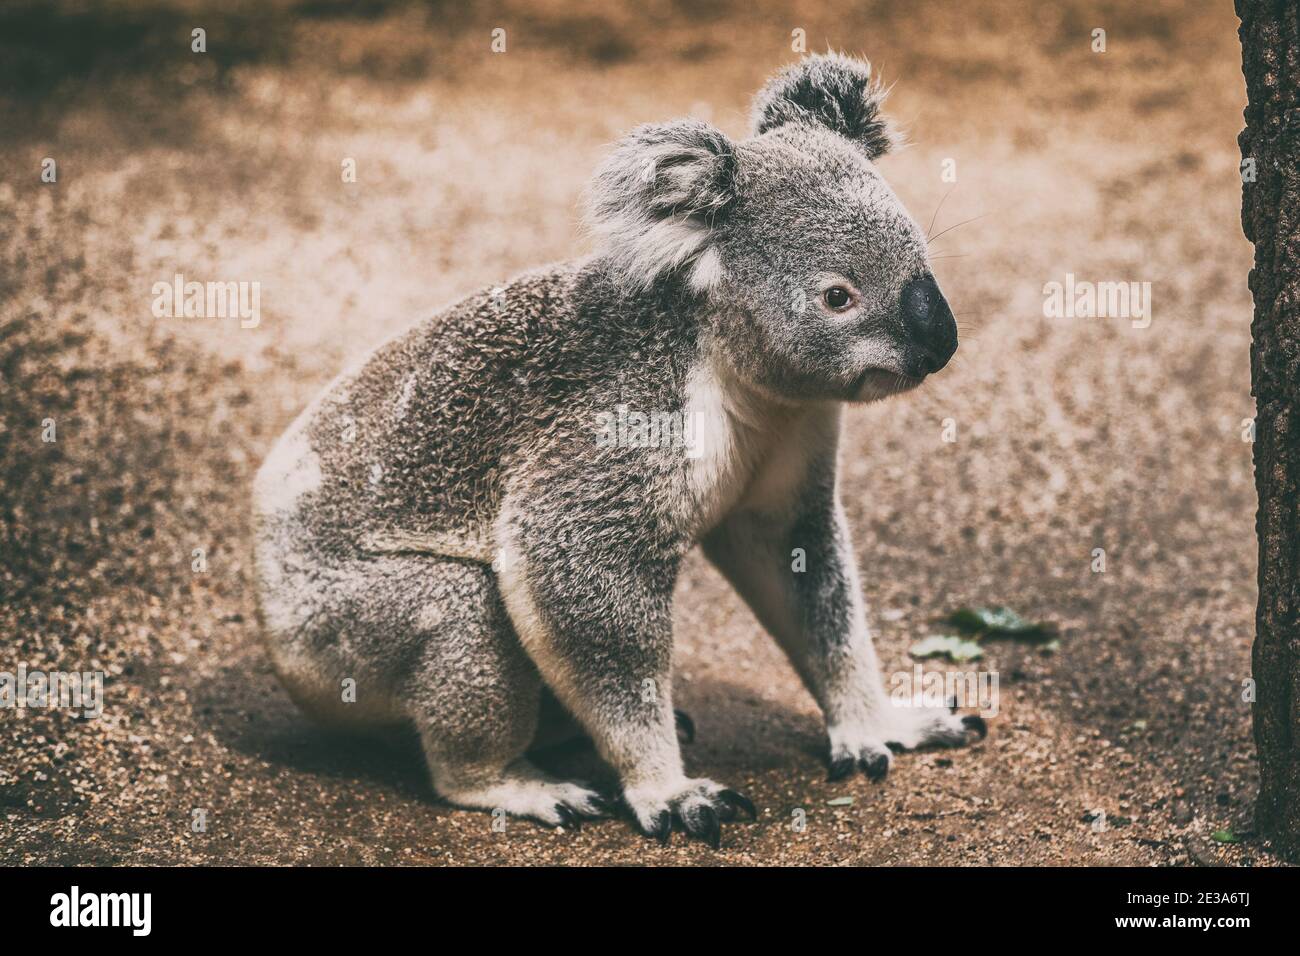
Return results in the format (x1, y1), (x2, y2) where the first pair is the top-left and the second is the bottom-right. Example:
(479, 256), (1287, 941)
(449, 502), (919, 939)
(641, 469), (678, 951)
(1238, 0), (1300, 862)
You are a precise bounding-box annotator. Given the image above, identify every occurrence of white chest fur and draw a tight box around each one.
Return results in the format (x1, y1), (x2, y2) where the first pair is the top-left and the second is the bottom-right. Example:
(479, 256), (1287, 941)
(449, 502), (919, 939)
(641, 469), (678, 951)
(678, 362), (833, 535)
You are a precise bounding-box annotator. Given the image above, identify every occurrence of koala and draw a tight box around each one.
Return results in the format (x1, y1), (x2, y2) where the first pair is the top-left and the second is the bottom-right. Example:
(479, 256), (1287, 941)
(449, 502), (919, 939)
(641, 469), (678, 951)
(252, 53), (984, 848)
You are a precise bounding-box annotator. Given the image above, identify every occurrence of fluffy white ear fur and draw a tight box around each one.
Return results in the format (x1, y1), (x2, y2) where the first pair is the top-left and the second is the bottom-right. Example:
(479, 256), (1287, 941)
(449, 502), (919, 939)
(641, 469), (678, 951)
(585, 121), (736, 294)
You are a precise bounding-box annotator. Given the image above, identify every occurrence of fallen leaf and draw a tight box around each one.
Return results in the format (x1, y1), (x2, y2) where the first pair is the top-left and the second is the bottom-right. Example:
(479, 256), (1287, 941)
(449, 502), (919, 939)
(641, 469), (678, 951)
(909, 634), (985, 662)
(945, 605), (1059, 641)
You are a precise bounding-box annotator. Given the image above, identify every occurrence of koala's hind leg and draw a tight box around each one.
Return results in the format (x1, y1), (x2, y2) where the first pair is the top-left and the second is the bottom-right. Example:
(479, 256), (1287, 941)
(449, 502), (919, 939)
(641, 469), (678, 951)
(403, 560), (608, 826)
(531, 687), (696, 750)
(495, 500), (755, 848)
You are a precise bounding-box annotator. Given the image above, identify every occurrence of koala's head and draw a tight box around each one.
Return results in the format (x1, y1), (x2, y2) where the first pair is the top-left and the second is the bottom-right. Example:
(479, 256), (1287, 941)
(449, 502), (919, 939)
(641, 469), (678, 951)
(587, 53), (957, 403)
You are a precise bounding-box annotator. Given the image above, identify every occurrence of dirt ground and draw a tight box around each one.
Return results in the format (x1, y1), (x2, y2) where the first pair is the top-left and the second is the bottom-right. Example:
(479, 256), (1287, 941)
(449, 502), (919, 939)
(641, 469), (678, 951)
(0, 0), (1279, 865)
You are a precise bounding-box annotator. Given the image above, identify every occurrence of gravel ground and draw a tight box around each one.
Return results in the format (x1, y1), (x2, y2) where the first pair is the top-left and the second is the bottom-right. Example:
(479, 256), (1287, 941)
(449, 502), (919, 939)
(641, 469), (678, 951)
(0, 0), (1280, 865)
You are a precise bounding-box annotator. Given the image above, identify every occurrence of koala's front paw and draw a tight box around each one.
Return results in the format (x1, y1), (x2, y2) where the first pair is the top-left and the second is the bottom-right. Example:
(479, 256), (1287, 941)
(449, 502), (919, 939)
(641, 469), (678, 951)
(881, 698), (987, 752)
(828, 701), (986, 782)
(827, 739), (893, 782)
(440, 774), (613, 829)
(624, 777), (757, 848)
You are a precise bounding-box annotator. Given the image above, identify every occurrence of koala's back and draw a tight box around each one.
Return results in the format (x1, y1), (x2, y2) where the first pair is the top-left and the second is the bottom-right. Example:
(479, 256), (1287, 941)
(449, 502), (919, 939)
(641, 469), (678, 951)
(254, 262), (696, 566)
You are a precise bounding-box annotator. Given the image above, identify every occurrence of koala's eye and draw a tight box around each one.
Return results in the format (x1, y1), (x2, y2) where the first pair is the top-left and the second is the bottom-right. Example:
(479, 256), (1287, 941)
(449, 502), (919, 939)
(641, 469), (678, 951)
(823, 286), (853, 311)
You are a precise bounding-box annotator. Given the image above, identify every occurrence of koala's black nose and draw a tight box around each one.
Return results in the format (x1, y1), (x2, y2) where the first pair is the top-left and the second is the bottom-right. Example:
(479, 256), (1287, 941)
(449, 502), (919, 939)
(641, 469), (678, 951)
(900, 274), (958, 376)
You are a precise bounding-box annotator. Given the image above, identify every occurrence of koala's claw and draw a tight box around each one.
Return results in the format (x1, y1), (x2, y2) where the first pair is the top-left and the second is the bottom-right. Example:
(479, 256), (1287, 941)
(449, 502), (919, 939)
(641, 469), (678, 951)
(880, 704), (990, 752)
(576, 794), (615, 819)
(533, 795), (613, 829)
(684, 804), (722, 849)
(862, 751), (890, 782)
(627, 779), (755, 848)
(718, 789), (757, 821)
(827, 755), (856, 782)
(930, 698), (988, 742)
(674, 709), (696, 744)
(553, 805), (581, 830)
(645, 809), (673, 845)
(828, 745), (893, 782)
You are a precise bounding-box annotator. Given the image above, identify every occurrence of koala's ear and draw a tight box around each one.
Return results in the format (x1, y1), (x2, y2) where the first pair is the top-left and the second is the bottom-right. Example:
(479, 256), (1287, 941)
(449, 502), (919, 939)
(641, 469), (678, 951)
(585, 120), (737, 294)
(750, 52), (898, 159)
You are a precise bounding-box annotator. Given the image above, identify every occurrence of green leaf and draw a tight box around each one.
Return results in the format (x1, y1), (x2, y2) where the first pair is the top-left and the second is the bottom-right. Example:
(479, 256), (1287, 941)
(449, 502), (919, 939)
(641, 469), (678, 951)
(909, 634), (985, 662)
(944, 606), (1058, 641)
(827, 796), (854, 807)
(1211, 829), (1239, 844)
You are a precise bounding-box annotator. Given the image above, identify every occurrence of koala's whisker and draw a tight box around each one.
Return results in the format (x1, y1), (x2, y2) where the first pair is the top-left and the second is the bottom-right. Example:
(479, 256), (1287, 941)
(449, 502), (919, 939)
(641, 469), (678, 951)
(926, 213), (987, 245)
(926, 184), (956, 240)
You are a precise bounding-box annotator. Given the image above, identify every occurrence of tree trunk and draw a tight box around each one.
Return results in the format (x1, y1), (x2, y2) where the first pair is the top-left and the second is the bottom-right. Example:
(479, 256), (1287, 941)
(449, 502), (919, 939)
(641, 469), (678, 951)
(1238, 0), (1300, 862)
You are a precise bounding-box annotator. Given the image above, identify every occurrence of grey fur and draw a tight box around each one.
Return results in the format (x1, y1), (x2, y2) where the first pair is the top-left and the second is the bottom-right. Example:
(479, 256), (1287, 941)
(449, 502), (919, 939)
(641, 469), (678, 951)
(750, 51), (899, 159)
(253, 53), (977, 842)
(585, 121), (738, 292)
